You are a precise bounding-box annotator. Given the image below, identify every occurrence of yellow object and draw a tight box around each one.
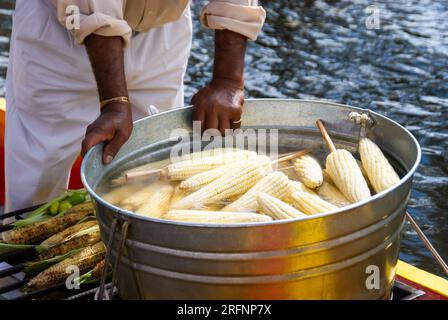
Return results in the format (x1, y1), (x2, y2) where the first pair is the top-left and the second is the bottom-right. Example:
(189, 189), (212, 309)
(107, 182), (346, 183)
(167, 150), (257, 181)
(359, 137), (400, 193)
(326, 149), (371, 203)
(135, 181), (174, 218)
(163, 210), (272, 224)
(100, 96), (130, 109)
(222, 171), (293, 212)
(317, 181), (351, 207)
(293, 154), (323, 189)
(397, 260), (448, 298)
(41, 220), (97, 246)
(290, 192), (338, 215)
(120, 183), (161, 211)
(257, 192), (306, 220)
(170, 160), (268, 210)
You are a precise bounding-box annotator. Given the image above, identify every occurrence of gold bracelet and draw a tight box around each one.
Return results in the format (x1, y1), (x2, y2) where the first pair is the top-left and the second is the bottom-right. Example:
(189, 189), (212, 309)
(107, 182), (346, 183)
(100, 96), (130, 109)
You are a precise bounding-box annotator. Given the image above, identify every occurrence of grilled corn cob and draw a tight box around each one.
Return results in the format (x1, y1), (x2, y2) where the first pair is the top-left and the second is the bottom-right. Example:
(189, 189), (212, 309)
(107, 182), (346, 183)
(78, 259), (106, 284)
(325, 149), (371, 203)
(179, 155), (272, 192)
(38, 226), (101, 261)
(257, 193), (307, 220)
(166, 150), (257, 181)
(222, 172), (293, 212)
(317, 181), (351, 207)
(163, 210), (272, 224)
(27, 242), (106, 289)
(290, 192), (338, 214)
(2, 204), (95, 245)
(359, 138), (400, 193)
(293, 154), (323, 189)
(41, 220), (97, 246)
(135, 181), (174, 218)
(170, 160), (268, 210)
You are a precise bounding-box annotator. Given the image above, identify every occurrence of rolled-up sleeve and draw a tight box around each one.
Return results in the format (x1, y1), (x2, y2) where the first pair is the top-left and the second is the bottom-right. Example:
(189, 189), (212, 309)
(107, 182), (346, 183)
(54, 0), (132, 46)
(200, 0), (266, 41)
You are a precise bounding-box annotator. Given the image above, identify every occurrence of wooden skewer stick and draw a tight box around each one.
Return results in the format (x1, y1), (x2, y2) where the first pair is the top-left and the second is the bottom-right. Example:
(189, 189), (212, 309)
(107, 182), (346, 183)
(316, 119), (336, 153)
(406, 212), (448, 276)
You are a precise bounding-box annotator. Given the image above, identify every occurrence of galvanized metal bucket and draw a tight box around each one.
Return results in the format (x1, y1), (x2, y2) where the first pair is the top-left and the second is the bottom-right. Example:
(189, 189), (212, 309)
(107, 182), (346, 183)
(81, 99), (421, 300)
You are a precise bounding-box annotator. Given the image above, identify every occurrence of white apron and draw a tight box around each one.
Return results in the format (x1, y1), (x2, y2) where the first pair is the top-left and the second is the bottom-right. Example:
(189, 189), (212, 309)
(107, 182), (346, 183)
(5, 0), (193, 211)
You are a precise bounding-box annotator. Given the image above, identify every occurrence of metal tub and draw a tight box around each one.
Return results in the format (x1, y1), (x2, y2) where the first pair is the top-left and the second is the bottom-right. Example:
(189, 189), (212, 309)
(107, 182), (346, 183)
(81, 99), (421, 300)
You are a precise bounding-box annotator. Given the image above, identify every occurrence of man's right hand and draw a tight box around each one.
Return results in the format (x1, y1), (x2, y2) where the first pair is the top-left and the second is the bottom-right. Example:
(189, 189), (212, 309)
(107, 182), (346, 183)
(81, 102), (133, 164)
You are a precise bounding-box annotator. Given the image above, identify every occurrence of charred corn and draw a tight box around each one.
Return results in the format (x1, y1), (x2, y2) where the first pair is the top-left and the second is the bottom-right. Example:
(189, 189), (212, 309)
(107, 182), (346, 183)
(166, 150), (257, 181)
(135, 181), (174, 218)
(257, 193), (307, 220)
(317, 181), (351, 207)
(222, 172), (293, 212)
(41, 220), (97, 246)
(325, 149), (371, 202)
(27, 242), (106, 289)
(38, 226), (101, 261)
(163, 210), (272, 224)
(170, 160), (268, 210)
(293, 154), (323, 189)
(2, 204), (94, 245)
(359, 138), (400, 193)
(290, 192), (338, 214)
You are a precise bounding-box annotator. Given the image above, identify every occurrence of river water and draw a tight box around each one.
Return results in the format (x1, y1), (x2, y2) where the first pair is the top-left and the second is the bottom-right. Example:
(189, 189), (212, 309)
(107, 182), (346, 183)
(0, 0), (446, 278)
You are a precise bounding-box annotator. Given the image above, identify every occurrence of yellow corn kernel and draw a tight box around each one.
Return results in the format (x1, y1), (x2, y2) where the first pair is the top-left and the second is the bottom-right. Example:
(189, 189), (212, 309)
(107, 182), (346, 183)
(325, 149), (371, 203)
(257, 192), (307, 220)
(359, 138), (400, 193)
(135, 181), (175, 218)
(290, 192), (338, 214)
(167, 150), (257, 180)
(293, 154), (323, 189)
(119, 183), (160, 211)
(222, 172), (294, 212)
(170, 160), (268, 210)
(163, 210), (272, 224)
(317, 181), (351, 207)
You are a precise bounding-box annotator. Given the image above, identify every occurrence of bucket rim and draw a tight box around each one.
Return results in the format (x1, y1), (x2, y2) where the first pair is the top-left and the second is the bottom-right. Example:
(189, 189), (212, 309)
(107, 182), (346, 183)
(81, 98), (421, 228)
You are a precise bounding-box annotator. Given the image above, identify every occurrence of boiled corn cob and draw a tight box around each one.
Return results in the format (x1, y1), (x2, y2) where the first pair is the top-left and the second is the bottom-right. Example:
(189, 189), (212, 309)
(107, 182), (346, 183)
(2, 204), (95, 245)
(290, 192), (338, 214)
(179, 155), (272, 192)
(163, 210), (272, 224)
(170, 160), (268, 210)
(291, 180), (317, 195)
(27, 242), (106, 289)
(359, 137), (400, 193)
(293, 154), (323, 189)
(325, 149), (371, 203)
(135, 181), (174, 218)
(222, 172), (293, 212)
(317, 181), (351, 207)
(257, 193), (307, 220)
(119, 183), (161, 211)
(41, 220), (97, 246)
(102, 184), (141, 205)
(166, 150), (257, 181)
(38, 226), (101, 261)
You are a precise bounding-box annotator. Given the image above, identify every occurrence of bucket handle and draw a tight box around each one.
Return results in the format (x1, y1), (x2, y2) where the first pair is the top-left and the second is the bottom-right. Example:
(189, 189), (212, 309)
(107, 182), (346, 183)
(95, 214), (130, 300)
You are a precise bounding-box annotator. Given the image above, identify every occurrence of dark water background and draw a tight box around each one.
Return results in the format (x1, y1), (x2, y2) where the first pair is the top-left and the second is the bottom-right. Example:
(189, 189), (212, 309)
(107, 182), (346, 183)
(0, 0), (446, 278)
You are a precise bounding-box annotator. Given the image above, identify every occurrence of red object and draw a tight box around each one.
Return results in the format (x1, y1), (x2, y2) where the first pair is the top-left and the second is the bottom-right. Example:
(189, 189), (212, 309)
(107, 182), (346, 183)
(0, 104), (84, 205)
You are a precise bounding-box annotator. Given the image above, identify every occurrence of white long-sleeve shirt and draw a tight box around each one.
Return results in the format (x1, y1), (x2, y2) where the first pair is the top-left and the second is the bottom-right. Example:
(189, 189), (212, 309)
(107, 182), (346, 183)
(52, 0), (266, 46)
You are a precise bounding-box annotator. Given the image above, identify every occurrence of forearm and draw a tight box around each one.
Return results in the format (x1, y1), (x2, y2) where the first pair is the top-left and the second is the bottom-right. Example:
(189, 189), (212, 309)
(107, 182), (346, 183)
(84, 35), (128, 101)
(213, 30), (247, 89)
